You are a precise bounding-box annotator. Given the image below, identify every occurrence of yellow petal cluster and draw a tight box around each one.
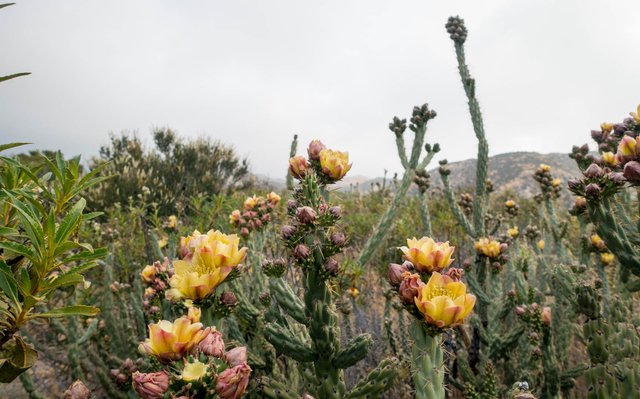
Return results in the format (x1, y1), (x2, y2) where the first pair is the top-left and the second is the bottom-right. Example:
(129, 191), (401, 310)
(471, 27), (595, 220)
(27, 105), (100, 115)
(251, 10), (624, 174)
(400, 237), (455, 273)
(140, 265), (156, 283)
(590, 234), (606, 251)
(181, 359), (208, 381)
(630, 104), (640, 123)
(414, 272), (476, 328)
(602, 152), (617, 166)
(539, 164), (551, 172)
(243, 195), (261, 210)
(167, 215), (178, 229)
(507, 227), (519, 238)
(169, 230), (247, 300)
(505, 199), (516, 208)
(600, 252), (615, 265)
(138, 316), (211, 362)
(474, 238), (501, 258)
(319, 149), (352, 181)
(537, 240), (545, 250)
(266, 191), (281, 205)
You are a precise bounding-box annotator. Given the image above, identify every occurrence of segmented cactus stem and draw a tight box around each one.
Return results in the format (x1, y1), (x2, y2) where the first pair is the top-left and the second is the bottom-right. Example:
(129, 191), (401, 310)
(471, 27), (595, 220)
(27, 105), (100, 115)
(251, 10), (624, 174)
(410, 321), (446, 399)
(286, 134), (298, 190)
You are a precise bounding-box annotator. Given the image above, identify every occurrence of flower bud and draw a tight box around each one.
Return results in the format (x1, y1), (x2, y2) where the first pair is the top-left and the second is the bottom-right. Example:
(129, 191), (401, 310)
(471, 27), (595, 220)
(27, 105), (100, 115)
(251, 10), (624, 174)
(132, 372), (169, 399)
(296, 206), (317, 224)
(330, 232), (346, 247)
(198, 330), (225, 358)
(399, 272), (424, 303)
(225, 346), (248, 367)
(515, 306), (526, 316)
(220, 291), (238, 307)
(623, 160), (640, 183)
(294, 244), (310, 259)
(584, 183), (602, 197)
(240, 227), (250, 237)
(324, 258), (339, 275)
(584, 163), (604, 178)
(281, 225), (297, 240)
(387, 263), (408, 286)
(609, 172), (626, 185)
(287, 199), (298, 213)
(216, 363), (252, 399)
(541, 306), (552, 326)
(445, 267), (464, 281)
(307, 140), (326, 161)
(328, 206), (342, 218)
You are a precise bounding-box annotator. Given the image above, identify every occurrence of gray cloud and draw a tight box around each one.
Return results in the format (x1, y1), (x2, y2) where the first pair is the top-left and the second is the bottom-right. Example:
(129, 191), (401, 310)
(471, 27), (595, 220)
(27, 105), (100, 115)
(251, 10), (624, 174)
(1, 0), (639, 178)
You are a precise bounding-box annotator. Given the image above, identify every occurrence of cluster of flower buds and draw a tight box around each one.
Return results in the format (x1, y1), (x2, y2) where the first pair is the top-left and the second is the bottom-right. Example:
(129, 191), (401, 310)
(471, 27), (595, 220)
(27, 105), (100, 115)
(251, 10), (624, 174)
(533, 164), (562, 200)
(413, 169), (431, 194)
(261, 257), (288, 278)
(387, 236), (475, 332)
(504, 199), (519, 217)
(409, 103), (437, 131)
(389, 116), (407, 137)
(289, 140), (352, 183)
(445, 15), (467, 44)
(134, 314), (251, 399)
(140, 258), (174, 314)
(458, 193), (473, 216)
(229, 192), (281, 237)
(485, 179), (495, 193)
(567, 162), (625, 200)
(474, 237), (509, 272)
(110, 358), (139, 386)
(514, 303), (552, 359)
(523, 225), (541, 242)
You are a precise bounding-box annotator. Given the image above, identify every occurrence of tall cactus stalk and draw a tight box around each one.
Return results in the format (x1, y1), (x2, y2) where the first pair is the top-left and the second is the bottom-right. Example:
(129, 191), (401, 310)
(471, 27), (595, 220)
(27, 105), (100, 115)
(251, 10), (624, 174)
(286, 134), (298, 190)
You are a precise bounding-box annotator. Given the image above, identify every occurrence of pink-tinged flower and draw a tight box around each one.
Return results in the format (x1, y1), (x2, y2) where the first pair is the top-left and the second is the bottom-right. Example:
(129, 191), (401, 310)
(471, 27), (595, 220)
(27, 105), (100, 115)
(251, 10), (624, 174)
(215, 363), (252, 399)
(132, 371), (169, 399)
(198, 329), (225, 358)
(399, 272), (424, 303)
(400, 237), (455, 273)
(225, 346), (248, 367)
(616, 135), (640, 163)
(140, 265), (156, 283)
(289, 155), (311, 178)
(319, 149), (352, 181)
(138, 316), (211, 362)
(307, 139), (326, 161)
(266, 191), (281, 205)
(229, 210), (241, 224)
(414, 272), (476, 328)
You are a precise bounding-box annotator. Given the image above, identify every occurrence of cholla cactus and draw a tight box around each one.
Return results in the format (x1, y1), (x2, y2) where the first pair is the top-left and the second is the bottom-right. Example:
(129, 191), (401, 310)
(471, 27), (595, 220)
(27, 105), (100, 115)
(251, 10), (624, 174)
(261, 140), (399, 398)
(388, 237), (475, 399)
(229, 193), (280, 238)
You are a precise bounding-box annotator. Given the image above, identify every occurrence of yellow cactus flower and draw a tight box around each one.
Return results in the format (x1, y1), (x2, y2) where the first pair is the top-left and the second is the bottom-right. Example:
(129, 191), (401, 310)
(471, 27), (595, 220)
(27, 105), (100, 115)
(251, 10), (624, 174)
(229, 210), (241, 224)
(141, 265), (156, 283)
(138, 316), (211, 362)
(600, 122), (613, 133)
(474, 238), (501, 258)
(400, 237), (455, 273)
(289, 155), (310, 178)
(602, 152), (617, 166)
(590, 234), (606, 251)
(266, 191), (281, 205)
(505, 199), (516, 208)
(157, 236), (168, 249)
(319, 149), (352, 181)
(181, 359), (208, 381)
(243, 195), (260, 210)
(630, 104), (640, 123)
(617, 136), (640, 159)
(167, 215), (178, 229)
(600, 252), (615, 265)
(347, 287), (359, 298)
(539, 164), (551, 172)
(414, 272), (476, 328)
(507, 227), (519, 239)
(551, 178), (561, 187)
(187, 306), (201, 323)
(537, 240), (545, 250)
(168, 230), (247, 300)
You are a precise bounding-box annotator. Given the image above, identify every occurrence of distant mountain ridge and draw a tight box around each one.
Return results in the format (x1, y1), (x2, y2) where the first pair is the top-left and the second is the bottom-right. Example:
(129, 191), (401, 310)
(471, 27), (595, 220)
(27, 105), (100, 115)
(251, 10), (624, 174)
(255, 152), (580, 198)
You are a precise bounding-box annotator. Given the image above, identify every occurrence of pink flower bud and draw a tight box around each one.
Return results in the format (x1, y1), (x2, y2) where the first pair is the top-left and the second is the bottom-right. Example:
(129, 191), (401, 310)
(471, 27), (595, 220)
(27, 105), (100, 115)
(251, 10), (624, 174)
(399, 272), (424, 303)
(324, 258), (339, 275)
(445, 267), (464, 281)
(294, 244), (310, 259)
(330, 232), (346, 247)
(281, 225), (296, 240)
(296, 206), (317, 224)
(541, 306), (552, 326)
(216, 363), (252, 399)
(225, 346), (248, 367)
(328, 206), (341, 218)
(387, 263), (408, 286)
(132, 371), (169, 399)
(515, 306), (526, 316)
(307, 140), (326, 161)
(63, 380), (91, 399)
(623, 160), (640, 183)
(199, 330), (225, 358)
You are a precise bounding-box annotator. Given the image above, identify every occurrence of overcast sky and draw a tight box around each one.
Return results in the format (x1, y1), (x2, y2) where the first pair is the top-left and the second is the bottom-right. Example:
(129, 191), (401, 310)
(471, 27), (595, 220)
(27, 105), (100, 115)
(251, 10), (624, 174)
(1, 1), (639, 179)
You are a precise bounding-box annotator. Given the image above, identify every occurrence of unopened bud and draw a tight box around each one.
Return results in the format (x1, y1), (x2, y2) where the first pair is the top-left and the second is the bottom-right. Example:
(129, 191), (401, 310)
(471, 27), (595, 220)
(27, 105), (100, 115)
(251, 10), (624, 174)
(584, 183), (601, 197)
(328, 206), (342, 218)
(623, 160), (640, 183)
(220, 291), (238, 307)
(281, 225), (296, 240)
(387, 263), (408, 286)
(324, 258), (339, 275)
(330, 232), (346, 247)
(294, 244), (310, 259)
(307, 140), (326, 161)
(584, 163), (604, 178)
(296, 206), (317, 224)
